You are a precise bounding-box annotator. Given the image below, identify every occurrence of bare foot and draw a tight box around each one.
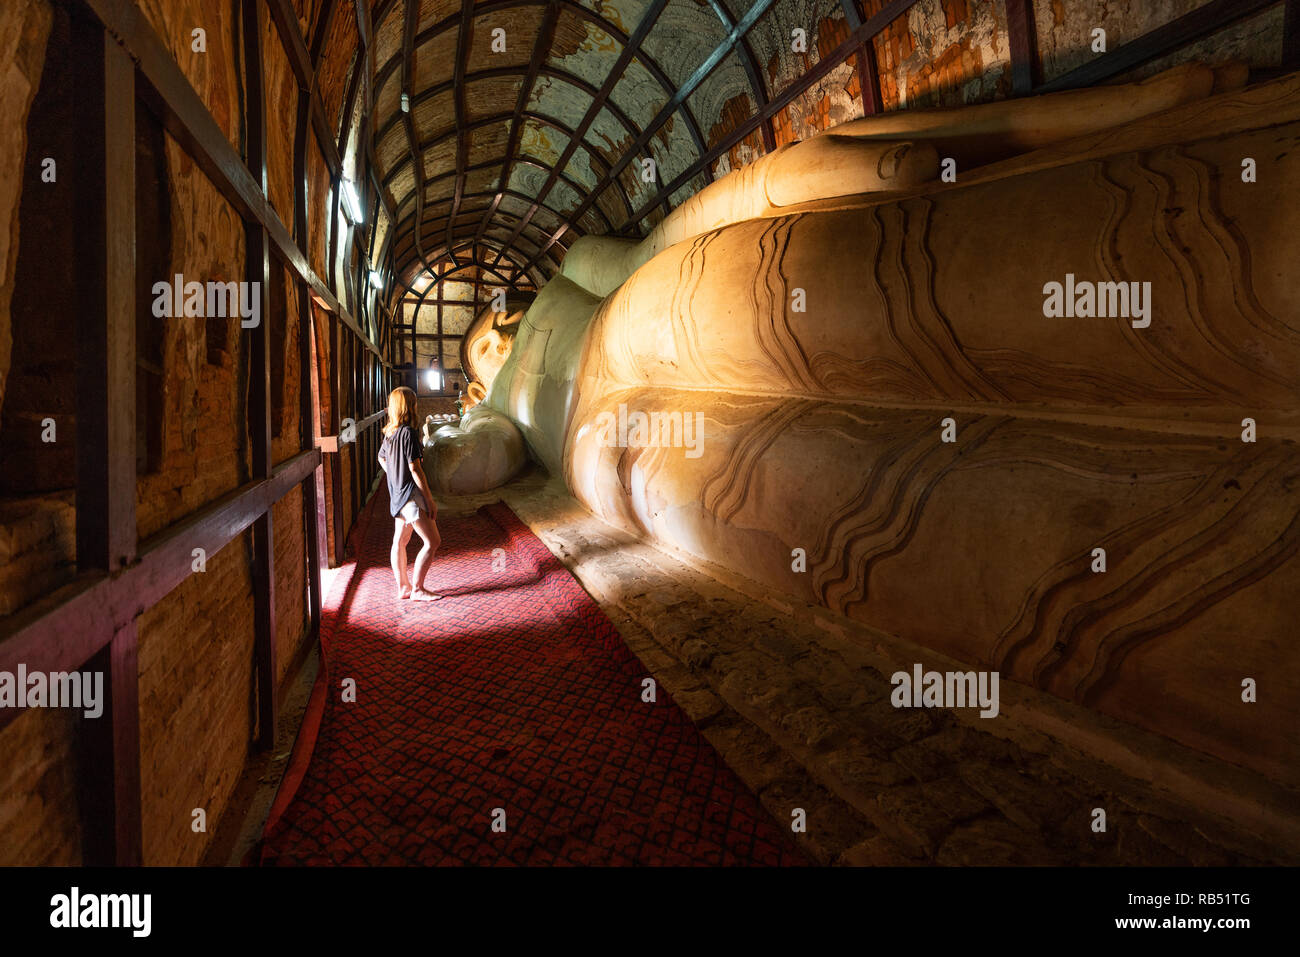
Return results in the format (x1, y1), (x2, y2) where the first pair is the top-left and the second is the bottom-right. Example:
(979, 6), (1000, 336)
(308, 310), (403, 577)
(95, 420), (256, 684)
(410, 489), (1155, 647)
(399, 584), (412, 600)
(410, 588), (442, 601)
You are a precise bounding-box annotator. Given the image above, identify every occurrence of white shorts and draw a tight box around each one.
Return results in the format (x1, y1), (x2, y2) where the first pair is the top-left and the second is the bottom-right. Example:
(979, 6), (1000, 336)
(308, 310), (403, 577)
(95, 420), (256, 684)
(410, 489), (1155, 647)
(398, 499), (425, 523)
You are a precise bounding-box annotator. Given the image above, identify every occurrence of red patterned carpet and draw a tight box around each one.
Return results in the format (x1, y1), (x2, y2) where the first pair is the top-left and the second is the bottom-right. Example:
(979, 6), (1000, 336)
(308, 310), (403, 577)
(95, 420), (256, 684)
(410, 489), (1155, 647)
(259, 486), (807, 865)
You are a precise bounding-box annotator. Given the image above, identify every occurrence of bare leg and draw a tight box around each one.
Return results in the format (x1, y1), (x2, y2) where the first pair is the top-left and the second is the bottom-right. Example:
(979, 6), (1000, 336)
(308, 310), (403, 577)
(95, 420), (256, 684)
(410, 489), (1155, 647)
(409, 513), (442, 600)
(391, 519), (413, 598)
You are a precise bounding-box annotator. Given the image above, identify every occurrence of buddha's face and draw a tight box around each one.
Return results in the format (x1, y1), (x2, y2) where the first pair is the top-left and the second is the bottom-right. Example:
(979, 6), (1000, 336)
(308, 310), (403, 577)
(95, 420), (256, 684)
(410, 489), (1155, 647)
(471, 329), (515, 391)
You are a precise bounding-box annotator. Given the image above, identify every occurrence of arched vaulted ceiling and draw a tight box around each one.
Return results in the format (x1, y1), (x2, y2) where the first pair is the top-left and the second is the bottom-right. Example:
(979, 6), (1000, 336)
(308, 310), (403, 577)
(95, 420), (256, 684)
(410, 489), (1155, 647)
(369, 0), (796, 292)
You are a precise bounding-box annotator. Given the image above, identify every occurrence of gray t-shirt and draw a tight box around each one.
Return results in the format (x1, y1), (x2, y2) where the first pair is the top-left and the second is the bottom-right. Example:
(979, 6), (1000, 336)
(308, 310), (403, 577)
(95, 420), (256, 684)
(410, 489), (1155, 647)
(381, 425), (421, 517)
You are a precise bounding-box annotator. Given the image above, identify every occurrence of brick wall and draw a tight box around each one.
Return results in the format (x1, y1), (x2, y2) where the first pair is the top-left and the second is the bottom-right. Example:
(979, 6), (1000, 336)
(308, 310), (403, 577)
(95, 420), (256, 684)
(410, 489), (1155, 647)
(0, 0), (324, 865)
(273, 487), (308, 686)
(136, 136), (251, 539)
(137, 530), (257, 866)
(0, 0), (79, 498)
(0, 706), (80, 865)
(0, 0), (52, 423)
(0, 493), (74, 618)
(0, 2), (80, 865)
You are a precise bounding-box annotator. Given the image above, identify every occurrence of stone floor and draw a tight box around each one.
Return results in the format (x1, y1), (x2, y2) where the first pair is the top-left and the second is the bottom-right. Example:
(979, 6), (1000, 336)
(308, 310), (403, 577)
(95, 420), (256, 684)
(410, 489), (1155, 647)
(438, 468), (1298, 866)
(215, 469), (1298, 866)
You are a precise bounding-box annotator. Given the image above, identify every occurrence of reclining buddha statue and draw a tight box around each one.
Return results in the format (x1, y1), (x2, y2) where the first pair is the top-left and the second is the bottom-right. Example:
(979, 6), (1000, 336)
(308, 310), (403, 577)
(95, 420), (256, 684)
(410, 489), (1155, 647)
(424, 62), (1300, 788)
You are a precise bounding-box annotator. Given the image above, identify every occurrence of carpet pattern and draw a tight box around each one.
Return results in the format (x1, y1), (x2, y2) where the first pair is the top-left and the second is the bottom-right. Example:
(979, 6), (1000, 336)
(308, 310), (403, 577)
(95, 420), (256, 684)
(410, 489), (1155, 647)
(259, 487), (807, 865)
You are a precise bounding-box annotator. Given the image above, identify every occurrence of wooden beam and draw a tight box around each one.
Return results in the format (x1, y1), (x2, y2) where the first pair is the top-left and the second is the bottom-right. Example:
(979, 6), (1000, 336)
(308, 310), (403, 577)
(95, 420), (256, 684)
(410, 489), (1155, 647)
(432, 249), (534, 284)
(359, 352), (370, 492)
(356, 0), (373, 55)
(286, 1), (333, 590)
(381, 110), (627, 226)
(266, 0), (313, 88)
(244, 0), (279, 751)
(398, 227), (560, 272)
(530, 0), (922, 261)
(327, 172), (342, 296)
(311, 92), (344, 176)
(0, 450), (321, 719)
(357, 0), (377, 280)
(293, 85), (312, 246)
(471, 1), (561, 251)
(313, 2), (346, 315)
(398, 238), (539, 279)
(436, 283), (444, 369)
(80, 622), (140, 867)
(77, 0), (386, 365)
(75, 33), (136, 575)
(266, 0), (343, 179)
(390, 172), (585, 227)
(374, 0), (710, 153)
(513, 0), (780, 273)
(1005, 0), (1039, 96)
(375, 63), (644, 153)
(397, 332), (478, 340)
(389, 170), (607, 246)
(840, 1), (884, 116)
(331, 316), (346, 565)
(75, 21), (142, 868)
(392, 206), (577, 265)
(344, 335), (357, 525)
(398, 295), (524, 307)
(403, 196), (581, 242)
(300, 278), (324, 648)
(486, 0), (672, 269)
(306, 301), (332, 606)
(401, 0), (434, 278)
(860, 40), (885, 115)
(308, 0), (340, 68)
(353, 338), (363, 518)
(337, 44), (367, 169)
(398, 275), (538, 295)
(445, 0), (477, 265)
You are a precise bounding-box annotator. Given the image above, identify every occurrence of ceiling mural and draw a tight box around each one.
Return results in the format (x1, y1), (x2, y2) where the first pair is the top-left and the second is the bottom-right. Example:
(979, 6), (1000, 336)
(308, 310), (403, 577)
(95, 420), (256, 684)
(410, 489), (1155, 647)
(369, 0), (878, 291)
(640, 3), (730, 88)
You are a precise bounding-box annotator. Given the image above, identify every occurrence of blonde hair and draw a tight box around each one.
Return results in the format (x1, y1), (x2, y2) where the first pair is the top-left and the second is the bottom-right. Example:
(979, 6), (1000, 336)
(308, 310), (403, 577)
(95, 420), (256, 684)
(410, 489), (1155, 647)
(382, 386), (418, 437)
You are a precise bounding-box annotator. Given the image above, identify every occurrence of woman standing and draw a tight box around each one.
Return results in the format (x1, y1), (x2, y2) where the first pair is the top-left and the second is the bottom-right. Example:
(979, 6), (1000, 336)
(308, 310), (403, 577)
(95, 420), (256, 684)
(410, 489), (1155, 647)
(377, 386), (442, 601)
